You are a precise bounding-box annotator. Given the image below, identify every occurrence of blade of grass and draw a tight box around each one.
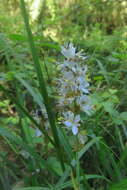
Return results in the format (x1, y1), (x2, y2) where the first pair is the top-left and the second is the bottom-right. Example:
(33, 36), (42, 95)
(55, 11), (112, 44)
(57, 127), (73, 162)
(13, 187), (50, 190)
(78, 137), (101, 160)
(15, 74), (43, 108)
(96, 59), (110, 85)
(0, 168), (12, 190)
(117, 146), (127, 175)
(19, 0), (65, 171)
(98, 140), (122, 181)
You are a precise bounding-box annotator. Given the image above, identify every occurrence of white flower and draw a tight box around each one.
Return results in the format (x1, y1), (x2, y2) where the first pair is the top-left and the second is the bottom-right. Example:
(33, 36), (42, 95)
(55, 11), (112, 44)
(61, 60), (76, 69)
(82, 104), (91, 115)
(63, 111), (80, 135)
(32, 169), (40, 175)
(61, 43), (76, 59)
(63, 71), (74, 80)
(59, 95), (74, 106)
(76, 95), (91, 115)
(35, 128), (42, 137)
(61, 43), (87, 61)
(76, 76), (89, 94)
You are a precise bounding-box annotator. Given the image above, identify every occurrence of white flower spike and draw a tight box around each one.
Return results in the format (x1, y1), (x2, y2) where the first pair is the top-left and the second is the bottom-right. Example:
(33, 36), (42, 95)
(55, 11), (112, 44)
(58, 43), (92, 135)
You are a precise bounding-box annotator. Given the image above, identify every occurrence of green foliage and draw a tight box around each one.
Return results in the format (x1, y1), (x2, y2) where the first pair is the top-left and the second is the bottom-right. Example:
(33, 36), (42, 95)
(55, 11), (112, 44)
(0, 0), (127, 190)
(109, 179), (127, 190)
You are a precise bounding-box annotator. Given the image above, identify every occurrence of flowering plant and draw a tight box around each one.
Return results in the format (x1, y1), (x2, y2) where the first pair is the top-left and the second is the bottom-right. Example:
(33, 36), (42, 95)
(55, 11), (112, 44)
(58, 43), (92, 136)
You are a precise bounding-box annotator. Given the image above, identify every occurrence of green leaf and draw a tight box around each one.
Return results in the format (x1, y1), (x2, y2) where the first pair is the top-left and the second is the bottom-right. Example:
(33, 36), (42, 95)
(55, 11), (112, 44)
(20, 0), (65, 171)
(15, 74), (43, 107)
(78, 137), (101, 160)
(102, 102), (118, 117)
(47, 157), (63, 176)
(13, 187), (50, 190)
(96, 59), (110, 85)
(109, 179), (127, 190)
(9, 34), (27, 42)
(120, 112), (127, 121)
(57, 127), (73, 162)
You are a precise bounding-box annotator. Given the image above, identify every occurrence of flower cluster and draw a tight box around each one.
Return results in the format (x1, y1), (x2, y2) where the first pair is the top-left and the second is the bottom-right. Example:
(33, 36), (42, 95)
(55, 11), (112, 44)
(58, 43), (92, 135)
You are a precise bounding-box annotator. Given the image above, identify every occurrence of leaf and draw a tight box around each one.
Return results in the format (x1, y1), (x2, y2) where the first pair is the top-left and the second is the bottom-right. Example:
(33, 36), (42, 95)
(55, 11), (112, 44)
(15, 74), (43, 108)
(9, 34), (27, 42)
(96, 59), (110, 85)
(13, 187), (50, 190)
(47, 157), (63, 176)
(120, 112), (127, 121)
(85, 174), (109, 181)
(20, 0), (65, 170)
(57, 127), (73, 162)
(78, 137), (101, 160)
(102, 102), (115, 115)
(109, 179), (127, 190)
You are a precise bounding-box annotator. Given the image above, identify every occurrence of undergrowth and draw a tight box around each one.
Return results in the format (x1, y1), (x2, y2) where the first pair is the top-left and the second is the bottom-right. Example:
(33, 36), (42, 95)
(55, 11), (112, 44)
(0, 0), (127, 190)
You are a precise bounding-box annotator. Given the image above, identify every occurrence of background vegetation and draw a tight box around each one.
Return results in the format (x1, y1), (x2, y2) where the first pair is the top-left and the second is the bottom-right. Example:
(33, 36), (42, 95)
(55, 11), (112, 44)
(0, 0), (127, 190)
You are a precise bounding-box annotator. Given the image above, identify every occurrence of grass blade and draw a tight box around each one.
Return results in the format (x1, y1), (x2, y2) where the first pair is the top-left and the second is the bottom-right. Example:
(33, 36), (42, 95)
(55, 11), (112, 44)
(96, 59), (110, 85)
(19, 0), (64, 171)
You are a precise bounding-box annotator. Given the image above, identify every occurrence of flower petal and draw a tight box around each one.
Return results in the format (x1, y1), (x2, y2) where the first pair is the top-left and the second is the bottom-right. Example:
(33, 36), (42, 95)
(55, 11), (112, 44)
(72, 126), (78, 135)
(68, 111), (74, 120)
(35, 129), (42, 137)
(64, 121), (72, 128)
(74, 115), (80, 123)
(61, 43), (76, 59)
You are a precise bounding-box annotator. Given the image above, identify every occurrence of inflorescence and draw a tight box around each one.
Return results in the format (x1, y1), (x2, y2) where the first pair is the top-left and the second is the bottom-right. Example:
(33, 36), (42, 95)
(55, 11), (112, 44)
(58, 43), (92, 135)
